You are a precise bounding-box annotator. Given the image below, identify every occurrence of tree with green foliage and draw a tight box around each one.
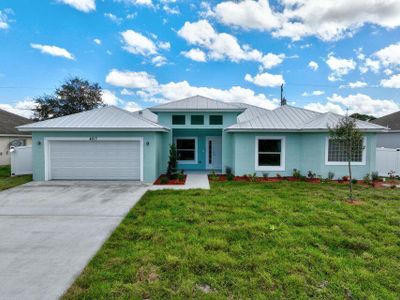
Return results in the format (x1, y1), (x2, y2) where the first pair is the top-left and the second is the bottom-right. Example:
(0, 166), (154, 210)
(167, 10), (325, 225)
(329, 115), (364, 201)
(34, 77), (103, 120)
(167, 143), (178, 178)
(350, 113), (376, 122)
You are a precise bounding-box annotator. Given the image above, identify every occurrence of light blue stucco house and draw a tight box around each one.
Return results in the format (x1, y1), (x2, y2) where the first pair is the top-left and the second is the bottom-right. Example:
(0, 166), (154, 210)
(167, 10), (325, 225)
(18, 96), (386, 182)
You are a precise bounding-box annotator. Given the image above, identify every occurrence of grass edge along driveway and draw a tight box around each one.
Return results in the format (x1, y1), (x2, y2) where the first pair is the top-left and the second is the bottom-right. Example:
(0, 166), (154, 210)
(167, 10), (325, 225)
(64, 181), (400, 299)
(0, 165), (32, 191)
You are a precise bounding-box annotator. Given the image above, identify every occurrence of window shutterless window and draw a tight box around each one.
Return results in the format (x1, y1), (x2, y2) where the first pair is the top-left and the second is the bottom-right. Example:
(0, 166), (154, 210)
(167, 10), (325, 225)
(191, 115), (204, 125)
(255, 137), (285, 171)
(325, 137), (366, 165)
(175, 137), (197, 164)
(172, 115), (185, 125)
(209, 115), (223, 125)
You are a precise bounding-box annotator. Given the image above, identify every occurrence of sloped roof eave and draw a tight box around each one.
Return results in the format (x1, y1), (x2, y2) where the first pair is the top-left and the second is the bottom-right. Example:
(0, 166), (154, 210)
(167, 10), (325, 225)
(17, 126), (170, 132)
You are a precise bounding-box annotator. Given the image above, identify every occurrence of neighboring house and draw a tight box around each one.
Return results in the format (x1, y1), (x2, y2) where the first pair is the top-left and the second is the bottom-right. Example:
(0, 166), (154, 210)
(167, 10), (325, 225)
(370, 111), (400, 148)
(0, 109), (32, 166)
(17, 95), (385, 182)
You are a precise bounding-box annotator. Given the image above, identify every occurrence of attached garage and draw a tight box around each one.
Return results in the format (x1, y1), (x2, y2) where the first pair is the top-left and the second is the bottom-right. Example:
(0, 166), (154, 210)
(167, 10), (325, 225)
(17, 106), (169, 182)
(46, 138), (142, 181)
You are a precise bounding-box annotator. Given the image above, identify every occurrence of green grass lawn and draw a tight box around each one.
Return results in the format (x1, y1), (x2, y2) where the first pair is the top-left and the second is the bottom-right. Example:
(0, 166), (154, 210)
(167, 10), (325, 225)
(0, 165), (32, 191)
(64, 181), (400, 299)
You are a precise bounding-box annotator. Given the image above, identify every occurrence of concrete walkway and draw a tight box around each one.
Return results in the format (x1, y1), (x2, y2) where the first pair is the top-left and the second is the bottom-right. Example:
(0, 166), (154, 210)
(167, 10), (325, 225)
(0, 181), (148, 300)
(149, 173), (210, 190)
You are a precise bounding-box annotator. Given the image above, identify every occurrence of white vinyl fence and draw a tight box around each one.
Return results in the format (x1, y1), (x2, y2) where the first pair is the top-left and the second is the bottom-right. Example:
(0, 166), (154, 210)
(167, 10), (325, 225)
(376, 147), (400, 177)
(10, 145), (32, 176)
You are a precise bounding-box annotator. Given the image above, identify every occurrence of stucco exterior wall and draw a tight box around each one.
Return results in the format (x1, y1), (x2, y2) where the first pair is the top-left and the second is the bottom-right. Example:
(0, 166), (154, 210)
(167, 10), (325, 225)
(31, 131), (164, 182)
(230, 132), (377, 179)
(376, 132), (400, 149)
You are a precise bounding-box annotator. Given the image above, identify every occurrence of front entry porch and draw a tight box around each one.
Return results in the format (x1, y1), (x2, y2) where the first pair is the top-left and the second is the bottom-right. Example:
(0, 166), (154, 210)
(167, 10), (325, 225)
(172, 129), (223, 172)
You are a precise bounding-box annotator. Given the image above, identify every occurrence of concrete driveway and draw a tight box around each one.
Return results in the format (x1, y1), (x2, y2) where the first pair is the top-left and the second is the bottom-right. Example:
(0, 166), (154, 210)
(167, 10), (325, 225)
(0, 181), (148, 300)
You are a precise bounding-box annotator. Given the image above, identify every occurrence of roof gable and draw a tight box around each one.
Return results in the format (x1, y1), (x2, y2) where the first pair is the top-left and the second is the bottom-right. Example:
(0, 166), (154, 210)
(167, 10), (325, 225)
(0, 108), (32, 135)
(149, 95), (246, 112)
(18, 106), (168, 131)
(370, 111), (400, 130)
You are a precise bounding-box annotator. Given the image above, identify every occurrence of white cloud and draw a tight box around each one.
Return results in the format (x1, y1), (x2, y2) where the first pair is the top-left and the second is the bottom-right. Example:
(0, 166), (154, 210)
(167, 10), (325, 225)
(328, 93), (399, 117)
(106, 69), (278, 109)
(308, 61), (319, 71)
(93, 38), (101, 45)
(121, 30), (157, 56)
(214, 0), (279, 31)
(360, 58), (380, 74)
(340, 81), (367, 89)
(133, 0), (152, 6)
(0, 99), (36, 118)
(105, 69), (158, 88)
(381, 74), (400, 88)
(30, 43), (75, 60)
(124, 101), (142, 112)
(244, 72), (284, 87)
(104, 13), (122, 24)
(304, 102), (345, 115)
(121, 88), (135, 95)
(326, 53), (356, 81)
(0, 9), (12, 30)
(374, 43), (400, 67)
(101, 89), (120, 106)
(260, 53), (285, 69)
(211, 0), (400, 41)
(57, 0), (95, 12)
(158, 41), (171, 50)
(163, 5), (180, 15)
(182, 48), (207, 62)
(178, 20), (284, 69)
(302, 90), (325, 96)
(151, 55), (167, 67)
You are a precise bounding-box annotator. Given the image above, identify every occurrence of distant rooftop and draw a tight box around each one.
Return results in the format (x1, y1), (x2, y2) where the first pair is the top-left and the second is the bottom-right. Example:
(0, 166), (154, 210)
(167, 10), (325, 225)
(0, 108), (32, 135)
(370, 111), (400, 130)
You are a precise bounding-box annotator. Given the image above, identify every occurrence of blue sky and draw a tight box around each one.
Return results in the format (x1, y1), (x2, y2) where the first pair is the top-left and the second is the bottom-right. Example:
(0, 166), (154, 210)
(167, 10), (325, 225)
(0, 0), (400, 118)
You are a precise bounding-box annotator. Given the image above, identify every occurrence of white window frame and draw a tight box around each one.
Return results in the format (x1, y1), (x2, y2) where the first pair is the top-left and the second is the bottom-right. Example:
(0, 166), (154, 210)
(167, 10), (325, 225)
(255, 136), (285, 171)
(325, 136), (367, 166)
(174, 136), (198, 164)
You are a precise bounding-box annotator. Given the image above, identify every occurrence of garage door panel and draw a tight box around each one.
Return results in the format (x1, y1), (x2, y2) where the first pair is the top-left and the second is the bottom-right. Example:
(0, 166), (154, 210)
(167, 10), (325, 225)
(49, 140), (141, 180)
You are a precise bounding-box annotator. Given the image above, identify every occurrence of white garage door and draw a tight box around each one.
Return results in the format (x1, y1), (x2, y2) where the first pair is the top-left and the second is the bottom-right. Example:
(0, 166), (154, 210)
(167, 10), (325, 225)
(48, 140), (141, 180)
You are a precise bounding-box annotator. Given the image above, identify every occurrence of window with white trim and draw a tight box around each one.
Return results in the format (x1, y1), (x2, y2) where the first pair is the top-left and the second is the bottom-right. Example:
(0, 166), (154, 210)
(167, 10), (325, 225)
(175, 137), (197, 163)
(326, 137), (366, 165)
(256, 137), (285, 171)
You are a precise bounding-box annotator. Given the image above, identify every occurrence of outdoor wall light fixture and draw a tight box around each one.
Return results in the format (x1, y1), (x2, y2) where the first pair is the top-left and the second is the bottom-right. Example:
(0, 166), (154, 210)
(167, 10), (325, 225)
(37, 141), (41, 146)
(146, 141), (150, 146)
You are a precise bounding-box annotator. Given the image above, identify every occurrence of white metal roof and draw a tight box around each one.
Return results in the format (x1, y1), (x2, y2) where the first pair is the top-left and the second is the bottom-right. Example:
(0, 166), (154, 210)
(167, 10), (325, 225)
(233, 103), (271, 122)
(226, 105), (386, 132)
(18, 106), (169, 132)
(149, 95), (246, 112)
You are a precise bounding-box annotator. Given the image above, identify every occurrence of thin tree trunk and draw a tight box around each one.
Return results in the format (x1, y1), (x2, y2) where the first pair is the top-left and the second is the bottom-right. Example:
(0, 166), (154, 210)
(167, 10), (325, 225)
(348, 140), (353, 202)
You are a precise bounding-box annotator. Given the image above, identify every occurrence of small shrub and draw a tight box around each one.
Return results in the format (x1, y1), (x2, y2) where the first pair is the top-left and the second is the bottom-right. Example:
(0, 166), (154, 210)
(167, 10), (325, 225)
(351, 178), (357, 184)
(388, 170), (396, 180)
(262, 172), (269, 179)
(226, 166), (232, 175)
(363, 173), (371, 185)
(160, 176), (169, 184)
(292, 168), (301, 179)
(276, 173), (282, 178)
(209, 170), (219, 181)
(342, 175), (349, 181)
(248, 173), (258, 182)
(307, 170), (316, 179)
(177, 171), (185, 181)
(371, 171), (379, 181)
(327, 171), (335, 180)
(226, 173), (234, 181)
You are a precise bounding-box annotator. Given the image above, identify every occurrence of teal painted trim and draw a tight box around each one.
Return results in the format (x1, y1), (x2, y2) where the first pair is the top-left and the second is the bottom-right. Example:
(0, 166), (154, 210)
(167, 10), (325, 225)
(31, 131), (166, 183)
(232, 132), (377, 179)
